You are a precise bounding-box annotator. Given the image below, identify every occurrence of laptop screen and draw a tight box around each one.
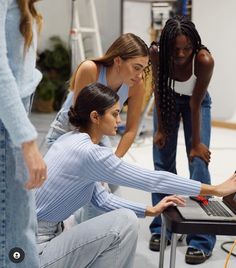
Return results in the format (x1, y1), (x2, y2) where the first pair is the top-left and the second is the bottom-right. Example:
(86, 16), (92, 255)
(223, 193), (236, 214)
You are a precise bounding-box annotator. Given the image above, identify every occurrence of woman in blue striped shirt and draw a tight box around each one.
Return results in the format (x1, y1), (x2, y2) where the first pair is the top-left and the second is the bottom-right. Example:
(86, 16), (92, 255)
(36, 83), (236, 268)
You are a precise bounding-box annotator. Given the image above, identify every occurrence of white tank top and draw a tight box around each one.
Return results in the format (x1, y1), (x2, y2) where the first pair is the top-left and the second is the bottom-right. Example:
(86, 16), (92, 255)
(174, 56), (196, 96)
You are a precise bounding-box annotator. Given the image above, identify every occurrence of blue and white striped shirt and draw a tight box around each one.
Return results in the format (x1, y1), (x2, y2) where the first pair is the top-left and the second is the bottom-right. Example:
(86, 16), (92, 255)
(36, 132), (201, 222)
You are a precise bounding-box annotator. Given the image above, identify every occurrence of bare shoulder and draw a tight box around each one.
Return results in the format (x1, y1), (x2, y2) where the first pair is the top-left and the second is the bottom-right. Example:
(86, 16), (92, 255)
(196, 49), (214, 68)
(79, 60), (98, 74)
(73, 60), (98, 91)
(195, 49), (214, 78)
(75, 60), (98, 84)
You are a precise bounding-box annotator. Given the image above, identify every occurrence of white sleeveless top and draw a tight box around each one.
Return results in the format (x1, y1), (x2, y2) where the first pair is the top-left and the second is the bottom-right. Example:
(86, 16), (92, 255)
(174, 56), (196, 96)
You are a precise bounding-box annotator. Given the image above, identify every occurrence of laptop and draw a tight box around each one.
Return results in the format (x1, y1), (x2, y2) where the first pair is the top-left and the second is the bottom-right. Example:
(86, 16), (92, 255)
(177, 193), (236, 222)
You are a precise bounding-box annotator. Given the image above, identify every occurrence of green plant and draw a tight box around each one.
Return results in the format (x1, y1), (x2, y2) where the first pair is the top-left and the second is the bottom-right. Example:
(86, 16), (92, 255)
(36, 75), (57, 101)
(35, 36), (71, 109)
(37, 36), (71, 80)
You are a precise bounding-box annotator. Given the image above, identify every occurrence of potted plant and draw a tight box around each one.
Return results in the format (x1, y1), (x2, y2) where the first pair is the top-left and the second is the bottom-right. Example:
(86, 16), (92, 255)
(33, 75), (57, 113)
(34, 36), (71, 112)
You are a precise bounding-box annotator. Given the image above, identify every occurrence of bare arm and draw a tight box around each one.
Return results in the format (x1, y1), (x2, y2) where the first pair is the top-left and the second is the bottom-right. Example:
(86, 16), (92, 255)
(200, 173), (236, 197)
(115, 80), (145, 157)
(189, 50), (214, 163)
(72, 60), (98, 103)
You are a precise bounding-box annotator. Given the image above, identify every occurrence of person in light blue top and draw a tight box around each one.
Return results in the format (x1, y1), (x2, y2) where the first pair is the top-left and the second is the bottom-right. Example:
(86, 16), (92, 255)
(46, 33), (151, 222)
(36, 82), (236, 268)
(47, 33), (149, 157)
(0, 1), (47, 267)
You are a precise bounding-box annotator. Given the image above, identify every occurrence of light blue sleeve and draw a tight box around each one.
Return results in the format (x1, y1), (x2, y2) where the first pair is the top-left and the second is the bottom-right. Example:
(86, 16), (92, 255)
(90, 182), (147, 218)
(86, 145), (201, 197)
(0, 1), (37, 146)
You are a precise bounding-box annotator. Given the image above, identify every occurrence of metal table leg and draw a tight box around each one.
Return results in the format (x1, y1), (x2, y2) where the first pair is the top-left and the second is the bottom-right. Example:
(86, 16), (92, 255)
(159, 215), (167, 268)
(169, 233), (178, 268)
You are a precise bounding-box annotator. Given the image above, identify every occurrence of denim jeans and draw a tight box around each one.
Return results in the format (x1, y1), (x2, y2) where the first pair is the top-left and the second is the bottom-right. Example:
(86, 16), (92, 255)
(150, 92), (216, 254)
(0, 96), (39, 267)
(37, 209), (138, 268)
(46, 91), (74, 146)
(46, 91), (113, 149)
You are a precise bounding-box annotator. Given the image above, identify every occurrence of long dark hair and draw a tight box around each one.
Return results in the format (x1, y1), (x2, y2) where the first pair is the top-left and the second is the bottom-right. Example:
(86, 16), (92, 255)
(158, 15), (205, 135)
(68, 83), (119, 129)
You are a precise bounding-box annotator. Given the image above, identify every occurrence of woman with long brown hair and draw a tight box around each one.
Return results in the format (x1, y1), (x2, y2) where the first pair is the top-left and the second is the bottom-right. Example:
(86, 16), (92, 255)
(47, 33), (150, 157)
(46, 33), (150, 222)
(0, 0), (46, 266)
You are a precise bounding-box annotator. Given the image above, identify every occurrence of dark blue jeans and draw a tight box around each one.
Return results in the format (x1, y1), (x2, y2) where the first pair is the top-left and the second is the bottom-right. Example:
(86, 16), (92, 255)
(150, 92), (216, 254)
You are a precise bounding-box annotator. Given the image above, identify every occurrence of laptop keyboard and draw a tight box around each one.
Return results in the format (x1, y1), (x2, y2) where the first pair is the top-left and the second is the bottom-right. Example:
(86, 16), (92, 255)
(200, 200), (232, 217)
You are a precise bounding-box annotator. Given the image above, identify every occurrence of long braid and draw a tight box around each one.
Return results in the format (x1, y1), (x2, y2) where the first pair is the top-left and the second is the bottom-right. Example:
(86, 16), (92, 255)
(158, 15), (205, 136)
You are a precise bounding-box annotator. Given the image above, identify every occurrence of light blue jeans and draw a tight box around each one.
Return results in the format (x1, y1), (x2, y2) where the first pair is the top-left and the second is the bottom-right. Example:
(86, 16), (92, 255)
(150, 92), (216, 254)
(0, 96), (39, 267)
(37, 209), (138, 268)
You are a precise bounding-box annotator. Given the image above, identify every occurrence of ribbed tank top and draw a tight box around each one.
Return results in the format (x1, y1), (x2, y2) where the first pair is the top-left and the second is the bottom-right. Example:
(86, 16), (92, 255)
(98, 65), (129, 107)
(174, 56), (196, 96)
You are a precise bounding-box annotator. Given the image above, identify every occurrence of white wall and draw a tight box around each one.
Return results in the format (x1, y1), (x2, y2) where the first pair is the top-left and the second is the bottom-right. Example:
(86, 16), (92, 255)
(37, 0), (121, 53)
(37, 0), (71, 51)
(123, 1), (151, 44)
(192, 0), (236, 121)
(36, 0), (236, 122)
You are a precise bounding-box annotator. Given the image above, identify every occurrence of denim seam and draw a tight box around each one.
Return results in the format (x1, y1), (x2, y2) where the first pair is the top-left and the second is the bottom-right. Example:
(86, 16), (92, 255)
(0, 125), (7, 267)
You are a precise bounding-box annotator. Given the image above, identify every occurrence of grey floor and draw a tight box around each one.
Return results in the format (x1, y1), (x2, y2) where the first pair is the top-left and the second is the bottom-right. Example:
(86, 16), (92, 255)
(30, 111), (236, 268)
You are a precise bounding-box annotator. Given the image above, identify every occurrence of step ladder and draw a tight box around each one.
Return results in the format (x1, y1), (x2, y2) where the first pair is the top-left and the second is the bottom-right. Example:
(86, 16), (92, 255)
(70, 0), (103, 72)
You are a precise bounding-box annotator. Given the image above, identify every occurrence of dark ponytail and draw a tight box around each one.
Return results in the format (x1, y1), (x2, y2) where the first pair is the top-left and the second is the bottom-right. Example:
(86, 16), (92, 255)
(68, 83), (119, 129)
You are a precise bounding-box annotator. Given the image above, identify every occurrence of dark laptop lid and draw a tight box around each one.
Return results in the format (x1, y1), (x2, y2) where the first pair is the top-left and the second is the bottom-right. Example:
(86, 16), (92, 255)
(223, 193), (236, 214)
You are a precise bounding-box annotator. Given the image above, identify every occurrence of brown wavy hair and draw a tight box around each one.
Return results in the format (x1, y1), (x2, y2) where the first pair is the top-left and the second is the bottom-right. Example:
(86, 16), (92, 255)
(17, 0), (42, 50)
(70, 33), (150, 90)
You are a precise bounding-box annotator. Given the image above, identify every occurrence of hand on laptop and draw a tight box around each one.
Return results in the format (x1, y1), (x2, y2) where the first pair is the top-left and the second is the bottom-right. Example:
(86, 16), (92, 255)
(145, 195), (186, 217)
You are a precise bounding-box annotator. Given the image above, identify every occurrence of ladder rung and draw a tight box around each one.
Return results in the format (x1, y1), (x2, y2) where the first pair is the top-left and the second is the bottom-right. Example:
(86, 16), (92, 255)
(78, 27), (97, 33)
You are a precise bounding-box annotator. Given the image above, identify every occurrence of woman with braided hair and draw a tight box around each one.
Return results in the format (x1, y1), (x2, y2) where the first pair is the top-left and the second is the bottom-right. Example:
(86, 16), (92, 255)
(0, 1), (46, 267)
(149, 15), (215, 264)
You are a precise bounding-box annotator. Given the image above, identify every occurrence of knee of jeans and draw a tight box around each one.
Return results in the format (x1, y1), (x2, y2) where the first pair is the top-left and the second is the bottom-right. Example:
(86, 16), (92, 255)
(119, 209), (138, 234)
(190, 156), (207, 168)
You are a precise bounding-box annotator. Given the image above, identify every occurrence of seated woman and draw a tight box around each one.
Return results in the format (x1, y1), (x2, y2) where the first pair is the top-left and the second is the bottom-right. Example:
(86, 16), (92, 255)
(46, 33), (151, 222)
(36, 82), (236, 268)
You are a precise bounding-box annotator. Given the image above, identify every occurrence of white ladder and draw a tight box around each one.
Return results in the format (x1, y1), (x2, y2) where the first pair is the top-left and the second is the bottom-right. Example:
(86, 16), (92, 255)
(70, 0), (103, 72)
